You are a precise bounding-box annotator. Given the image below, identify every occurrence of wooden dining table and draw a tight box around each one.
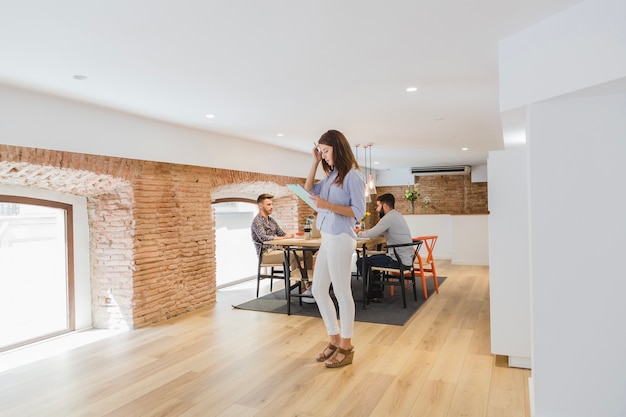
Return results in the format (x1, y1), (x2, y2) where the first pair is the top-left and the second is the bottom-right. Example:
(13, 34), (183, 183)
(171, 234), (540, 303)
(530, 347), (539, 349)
(265, 235), (386, 313)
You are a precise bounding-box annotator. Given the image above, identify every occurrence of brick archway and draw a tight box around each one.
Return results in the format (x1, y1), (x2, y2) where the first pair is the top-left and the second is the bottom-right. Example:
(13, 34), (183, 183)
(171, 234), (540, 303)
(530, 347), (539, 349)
(212, 181), (293, 202)
(1, 145), (312, 329)
(0, 161), (135, 329)
(212, 181), (300, 232)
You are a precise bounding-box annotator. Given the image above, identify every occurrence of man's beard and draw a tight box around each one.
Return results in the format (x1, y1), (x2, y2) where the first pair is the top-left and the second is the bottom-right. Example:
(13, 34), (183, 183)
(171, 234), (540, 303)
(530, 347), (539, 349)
(379, 209), (385, 218)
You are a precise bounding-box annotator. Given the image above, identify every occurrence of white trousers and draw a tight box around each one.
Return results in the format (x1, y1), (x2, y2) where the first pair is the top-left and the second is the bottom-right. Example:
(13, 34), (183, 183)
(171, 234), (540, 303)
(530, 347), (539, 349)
(311, 232), (357, 338)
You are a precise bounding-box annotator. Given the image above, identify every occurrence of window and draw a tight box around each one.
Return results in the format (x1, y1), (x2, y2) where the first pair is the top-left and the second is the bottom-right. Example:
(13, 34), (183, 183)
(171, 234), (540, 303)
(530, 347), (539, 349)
(214, 201), (258, 288)
(0, 197), (74, 352)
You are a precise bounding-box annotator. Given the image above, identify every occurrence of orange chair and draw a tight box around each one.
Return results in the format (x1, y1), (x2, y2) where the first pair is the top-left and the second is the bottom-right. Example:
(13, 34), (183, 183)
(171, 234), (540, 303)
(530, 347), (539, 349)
(413, 235), (439, 299)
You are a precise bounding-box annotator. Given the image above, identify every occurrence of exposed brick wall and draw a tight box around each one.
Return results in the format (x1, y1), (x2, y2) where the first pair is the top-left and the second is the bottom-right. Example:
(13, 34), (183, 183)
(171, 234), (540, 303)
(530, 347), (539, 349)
(0, 144), (304, 329)
(88, 191), (134, 329)
(295, 174), (488, 230)
(463, 179), (489, 214)
(130, 163), (216, 327)
(0, 153), (138, 329)
(1, 144), (488, 329)
(270, 196), (299, 234)
(375, 175), (488, 215)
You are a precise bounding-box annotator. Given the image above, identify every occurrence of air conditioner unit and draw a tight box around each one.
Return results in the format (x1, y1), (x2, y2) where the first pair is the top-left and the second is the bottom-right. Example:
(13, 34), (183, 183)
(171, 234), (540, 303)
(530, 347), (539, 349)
(410, 165), (471, 176)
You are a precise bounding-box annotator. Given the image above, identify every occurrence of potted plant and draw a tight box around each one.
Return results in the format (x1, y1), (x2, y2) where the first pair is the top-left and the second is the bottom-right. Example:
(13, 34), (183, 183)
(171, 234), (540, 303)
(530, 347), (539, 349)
(404, 184), (420, 213)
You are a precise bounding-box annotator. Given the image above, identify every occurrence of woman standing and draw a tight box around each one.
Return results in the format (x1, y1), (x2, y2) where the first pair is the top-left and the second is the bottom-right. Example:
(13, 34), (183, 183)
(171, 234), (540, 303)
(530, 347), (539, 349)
(305, 130), (366, 368)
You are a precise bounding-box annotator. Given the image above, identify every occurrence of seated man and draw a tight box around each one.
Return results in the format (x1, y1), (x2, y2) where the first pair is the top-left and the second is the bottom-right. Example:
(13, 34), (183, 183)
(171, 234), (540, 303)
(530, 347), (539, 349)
(356, 193), (414, 300)
(251, 193), (303, 279)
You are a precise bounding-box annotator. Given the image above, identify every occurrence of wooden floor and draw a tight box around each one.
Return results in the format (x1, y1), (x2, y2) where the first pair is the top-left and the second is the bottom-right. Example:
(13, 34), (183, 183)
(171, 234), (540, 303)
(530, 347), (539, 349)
(0, 261), (531, 417)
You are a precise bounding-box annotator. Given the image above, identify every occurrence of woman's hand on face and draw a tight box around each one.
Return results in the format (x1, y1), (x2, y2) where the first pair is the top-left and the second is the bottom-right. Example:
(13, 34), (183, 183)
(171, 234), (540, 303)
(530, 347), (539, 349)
(312, 146), (322, 163)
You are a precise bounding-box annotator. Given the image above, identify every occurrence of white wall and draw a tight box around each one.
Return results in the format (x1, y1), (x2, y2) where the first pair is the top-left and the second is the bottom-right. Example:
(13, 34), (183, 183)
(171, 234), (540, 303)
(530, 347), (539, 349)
(451, 215), (489, 265)
(497, 0), (626, 415)
(404, 214), (489, 265)
(0, 84), (314, 179)
(376, 167), (414, 186)
(528, 93), (626, 417)
(499, 0), (626, 112)
(470, 164), (487, 182)
(488, 147), (531, 368)
(405, 215), (453, 259)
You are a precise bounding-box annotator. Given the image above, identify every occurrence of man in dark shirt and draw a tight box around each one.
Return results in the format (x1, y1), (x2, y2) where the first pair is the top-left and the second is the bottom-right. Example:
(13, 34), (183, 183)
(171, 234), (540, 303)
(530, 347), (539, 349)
(251, 193), (302, 278)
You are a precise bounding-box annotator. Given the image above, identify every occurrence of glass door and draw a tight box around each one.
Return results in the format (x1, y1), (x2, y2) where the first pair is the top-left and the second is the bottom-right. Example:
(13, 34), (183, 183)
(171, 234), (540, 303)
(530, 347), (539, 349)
(0, 197), (74, 352)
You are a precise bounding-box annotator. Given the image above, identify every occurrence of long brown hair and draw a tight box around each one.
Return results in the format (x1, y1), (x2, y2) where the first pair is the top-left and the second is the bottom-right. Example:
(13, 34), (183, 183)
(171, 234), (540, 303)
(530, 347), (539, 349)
(318, 129), (359, 186)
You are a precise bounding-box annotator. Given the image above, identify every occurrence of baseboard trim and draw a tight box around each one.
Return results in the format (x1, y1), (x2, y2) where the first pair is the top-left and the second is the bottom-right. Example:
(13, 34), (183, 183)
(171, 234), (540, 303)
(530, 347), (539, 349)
(508, 355), (531, 369)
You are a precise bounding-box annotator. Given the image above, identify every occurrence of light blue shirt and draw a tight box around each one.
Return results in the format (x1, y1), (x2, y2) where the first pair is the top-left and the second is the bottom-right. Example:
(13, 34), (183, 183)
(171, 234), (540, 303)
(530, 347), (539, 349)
(311, 168), (366, 239)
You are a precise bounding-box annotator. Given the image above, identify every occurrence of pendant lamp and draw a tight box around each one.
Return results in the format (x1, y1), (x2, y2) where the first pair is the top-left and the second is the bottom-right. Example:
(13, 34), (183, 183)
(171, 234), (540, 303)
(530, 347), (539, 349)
(356, 143), (371, 202)
(366, 143), (377, 194)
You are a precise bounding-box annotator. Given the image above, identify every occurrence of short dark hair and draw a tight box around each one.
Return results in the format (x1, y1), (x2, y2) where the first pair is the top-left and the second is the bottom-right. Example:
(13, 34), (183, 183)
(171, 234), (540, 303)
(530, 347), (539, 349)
(256, 193), (274, 204)
(377, 193), (395, 209)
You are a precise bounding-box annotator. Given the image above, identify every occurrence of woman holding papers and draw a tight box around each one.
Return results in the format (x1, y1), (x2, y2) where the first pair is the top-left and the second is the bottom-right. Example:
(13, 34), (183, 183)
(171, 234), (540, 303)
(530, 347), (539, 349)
(305, 129), (366, 368)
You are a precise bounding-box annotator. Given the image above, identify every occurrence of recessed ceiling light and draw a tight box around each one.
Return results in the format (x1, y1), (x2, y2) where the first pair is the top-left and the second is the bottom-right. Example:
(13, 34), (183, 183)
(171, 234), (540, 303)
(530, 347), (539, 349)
(374, 161), (379, 165)
(462, 147), (468, 151)
(205, 114), (215, 119)
(277, 133), (284, 137)
(406, 87), (418, 92)
(73, 75), (87, 80)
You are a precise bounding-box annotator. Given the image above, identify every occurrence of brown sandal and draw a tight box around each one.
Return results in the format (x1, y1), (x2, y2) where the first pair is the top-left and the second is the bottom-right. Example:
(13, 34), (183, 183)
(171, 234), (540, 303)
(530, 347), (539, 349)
(325, 347), (354, 368)
(316, 343), (338, 362)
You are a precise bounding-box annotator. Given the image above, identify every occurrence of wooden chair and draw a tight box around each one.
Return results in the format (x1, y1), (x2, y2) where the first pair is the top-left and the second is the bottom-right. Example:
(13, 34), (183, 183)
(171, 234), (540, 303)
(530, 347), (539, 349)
(369, 240), (423, 308)
(256, 244), (285, 297)
(413, 235), (439, 299)
(287, 249), (317, 315)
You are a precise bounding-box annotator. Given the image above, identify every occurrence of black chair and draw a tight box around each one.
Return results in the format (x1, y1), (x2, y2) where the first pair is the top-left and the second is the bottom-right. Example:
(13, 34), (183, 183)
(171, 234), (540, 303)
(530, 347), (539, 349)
(369, 240), (423, 308)
(354, 244), (386, 280)
(256, 244), (285, 297)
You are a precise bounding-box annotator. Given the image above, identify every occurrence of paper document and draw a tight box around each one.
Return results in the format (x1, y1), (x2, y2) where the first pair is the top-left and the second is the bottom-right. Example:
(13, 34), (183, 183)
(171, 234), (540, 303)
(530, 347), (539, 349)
(287, 184), (317, 211)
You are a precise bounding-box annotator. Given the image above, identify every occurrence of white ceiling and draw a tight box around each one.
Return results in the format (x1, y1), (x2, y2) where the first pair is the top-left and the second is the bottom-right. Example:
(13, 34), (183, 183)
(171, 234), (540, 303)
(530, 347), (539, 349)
(0, 0), (582, 170)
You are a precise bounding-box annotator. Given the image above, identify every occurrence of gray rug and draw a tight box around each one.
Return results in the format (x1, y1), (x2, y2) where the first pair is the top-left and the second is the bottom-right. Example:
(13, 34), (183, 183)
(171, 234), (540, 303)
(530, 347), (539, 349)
(233, 275), (446, 326)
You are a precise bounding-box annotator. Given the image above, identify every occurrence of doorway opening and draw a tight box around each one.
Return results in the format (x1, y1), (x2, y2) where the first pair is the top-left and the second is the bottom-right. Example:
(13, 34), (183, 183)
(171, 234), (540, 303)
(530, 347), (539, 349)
(214, 200), (259, 288)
